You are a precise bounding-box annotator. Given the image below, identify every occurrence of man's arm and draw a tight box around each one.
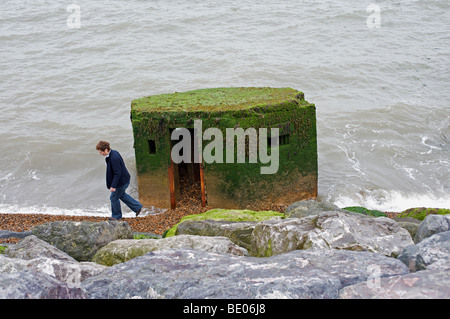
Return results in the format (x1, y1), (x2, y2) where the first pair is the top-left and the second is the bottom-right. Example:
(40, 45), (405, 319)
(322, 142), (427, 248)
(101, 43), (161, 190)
(109, 154), (122, 190)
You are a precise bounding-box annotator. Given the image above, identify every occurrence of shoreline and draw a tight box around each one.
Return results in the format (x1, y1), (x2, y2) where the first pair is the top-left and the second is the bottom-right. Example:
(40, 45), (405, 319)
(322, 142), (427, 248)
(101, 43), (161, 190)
(0, 208), (208, 244)
(0, 204), (402, 245)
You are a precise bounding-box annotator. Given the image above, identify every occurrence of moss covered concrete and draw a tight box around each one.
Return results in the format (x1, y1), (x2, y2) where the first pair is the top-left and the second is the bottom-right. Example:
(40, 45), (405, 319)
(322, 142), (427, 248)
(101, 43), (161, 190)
(130, 87), (317, 209)
(131, 87), (304, 112)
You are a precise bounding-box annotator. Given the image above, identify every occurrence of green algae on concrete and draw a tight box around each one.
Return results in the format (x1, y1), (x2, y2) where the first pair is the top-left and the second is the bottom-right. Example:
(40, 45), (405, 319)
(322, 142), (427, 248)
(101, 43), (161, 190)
(398, 207), (450, 221)
(164, 209), (284, 238)
(130, 87), (318, 209)
(131, 87), (305, 112)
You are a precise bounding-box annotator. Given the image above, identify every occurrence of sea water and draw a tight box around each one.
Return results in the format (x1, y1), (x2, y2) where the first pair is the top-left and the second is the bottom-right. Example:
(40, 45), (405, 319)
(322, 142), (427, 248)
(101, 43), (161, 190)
(0, 0), (449, 217)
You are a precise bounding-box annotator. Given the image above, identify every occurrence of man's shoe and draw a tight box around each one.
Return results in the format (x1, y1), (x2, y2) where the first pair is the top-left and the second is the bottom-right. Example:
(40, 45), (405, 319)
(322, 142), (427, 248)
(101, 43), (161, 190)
(108, 217), (122, 221)
(135, 208), (142, 217)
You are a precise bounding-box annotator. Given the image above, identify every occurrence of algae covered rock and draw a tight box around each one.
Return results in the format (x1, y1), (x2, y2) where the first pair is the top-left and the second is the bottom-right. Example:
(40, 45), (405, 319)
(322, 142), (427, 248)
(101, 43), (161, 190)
(92, 235), (249, 266)
(343, 206), (386, 217)
(176, 220), (257, 252)
(398, 207), (450, 221)
(164, 208), (283, 237)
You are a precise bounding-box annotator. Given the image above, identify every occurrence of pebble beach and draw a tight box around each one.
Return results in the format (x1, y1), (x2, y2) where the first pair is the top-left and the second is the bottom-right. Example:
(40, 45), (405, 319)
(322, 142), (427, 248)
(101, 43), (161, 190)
(0, 180), (287, 244)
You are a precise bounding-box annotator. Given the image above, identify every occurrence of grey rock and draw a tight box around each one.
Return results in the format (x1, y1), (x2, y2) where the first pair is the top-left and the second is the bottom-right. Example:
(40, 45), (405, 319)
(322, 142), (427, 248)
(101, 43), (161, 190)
(0, 230), (32, 239)
(251, 211), (413, 257)
(393, 217), (421, 224)
(339, 269), (450, 299)
(414, 214), (450, 243)
(82, 248), (408, 299)
(92, 235), (249, 266)
(397, 245), (421, 272)
(398, 231), (450, 272)
(396, 221), (419, 239)
(31, 220), (133, 261)
(0, 254), (106, 287)
(176, 220), (257, 252)
(5, 235), (76, 262)
(0, 270), (86, 299)
(284, 200), (347, 218)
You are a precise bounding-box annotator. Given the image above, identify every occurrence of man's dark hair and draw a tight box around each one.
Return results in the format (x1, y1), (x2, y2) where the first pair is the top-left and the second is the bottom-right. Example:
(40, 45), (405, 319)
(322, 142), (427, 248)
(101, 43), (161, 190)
(96, 140), (111, 151)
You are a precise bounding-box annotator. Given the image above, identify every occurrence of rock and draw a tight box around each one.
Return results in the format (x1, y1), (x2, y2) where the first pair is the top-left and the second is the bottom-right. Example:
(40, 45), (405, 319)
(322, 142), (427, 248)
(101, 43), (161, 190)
(164, 208), (283, 237)
(1, 236), (107, 286)
(251, 211), (414, 257)
(0, 271), (86, 299)
(0, 230), (32, 239)
(397, 245), (421, 272)
(5, 235), (76, 262)
(393, 217), (421, 224)
(398, 231), (450, 272)
(284, 199), (347, 218)
(339, 269), (450, 299)
(81, 248), (408, 299)
(133, 232), (162, 239)
(0, 254), (107, 287)
(396, 221), (419, 239)
(414, 214), (450, 243)
(31, 220), (134, 261)
(175, 220), (257, 252)
(92, 235), (249, 266)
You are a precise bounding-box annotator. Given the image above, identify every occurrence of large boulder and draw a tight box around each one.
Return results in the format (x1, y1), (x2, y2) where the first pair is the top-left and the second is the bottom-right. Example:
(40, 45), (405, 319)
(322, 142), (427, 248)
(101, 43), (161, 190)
(164, 209), (283, 237)
(1, 236), (107, 287)
(175, 220), (257, 252)
(414, 214), (450, 243)
(82, 248), (408, 299)
(31, 220), (133, 261)
(398, 231), (450, 272)
(251, 211), (413, 257)
(0, 271), (86, 299)
(5, 235), (76, 262)
(0, 254), (106, 288)
(339, 269), (450, 299)
(0, 230), (32, 239)
(284, 200), (347, 218)
(92, 235), (249, 266)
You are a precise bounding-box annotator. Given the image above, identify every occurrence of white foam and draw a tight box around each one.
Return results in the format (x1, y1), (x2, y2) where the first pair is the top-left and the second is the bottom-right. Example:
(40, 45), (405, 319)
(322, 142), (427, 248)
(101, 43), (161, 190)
(333, 190), (450, 212)
(0, 204), (111, 217)
(0, 203), (166, 218)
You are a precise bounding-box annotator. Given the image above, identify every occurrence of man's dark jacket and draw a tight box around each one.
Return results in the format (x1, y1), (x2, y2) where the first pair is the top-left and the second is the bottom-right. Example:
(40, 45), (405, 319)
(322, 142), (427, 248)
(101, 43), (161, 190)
(105, 150), (130, 189)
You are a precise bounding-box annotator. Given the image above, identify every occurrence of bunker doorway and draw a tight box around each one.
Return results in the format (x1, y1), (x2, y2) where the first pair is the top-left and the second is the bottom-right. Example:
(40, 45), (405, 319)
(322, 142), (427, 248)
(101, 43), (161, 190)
(168, 128), (206, 209)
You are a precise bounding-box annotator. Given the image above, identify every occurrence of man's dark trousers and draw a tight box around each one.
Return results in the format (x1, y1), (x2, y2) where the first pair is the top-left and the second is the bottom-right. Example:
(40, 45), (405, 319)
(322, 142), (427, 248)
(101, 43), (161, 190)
(110, 181), (142, 219)
(106, 150), (142, 219)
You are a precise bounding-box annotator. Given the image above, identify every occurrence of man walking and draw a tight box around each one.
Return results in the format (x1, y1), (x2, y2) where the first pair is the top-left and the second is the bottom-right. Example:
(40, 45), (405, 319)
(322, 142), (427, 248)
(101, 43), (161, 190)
(96, 141), (142, 220)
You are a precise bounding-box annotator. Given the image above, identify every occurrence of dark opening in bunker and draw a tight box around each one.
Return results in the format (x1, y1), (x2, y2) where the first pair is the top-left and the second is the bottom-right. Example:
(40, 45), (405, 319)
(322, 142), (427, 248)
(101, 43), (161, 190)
(267, 133), (290, 148)
(168, 128), (206, 209)
(148, 140), (156, 154)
